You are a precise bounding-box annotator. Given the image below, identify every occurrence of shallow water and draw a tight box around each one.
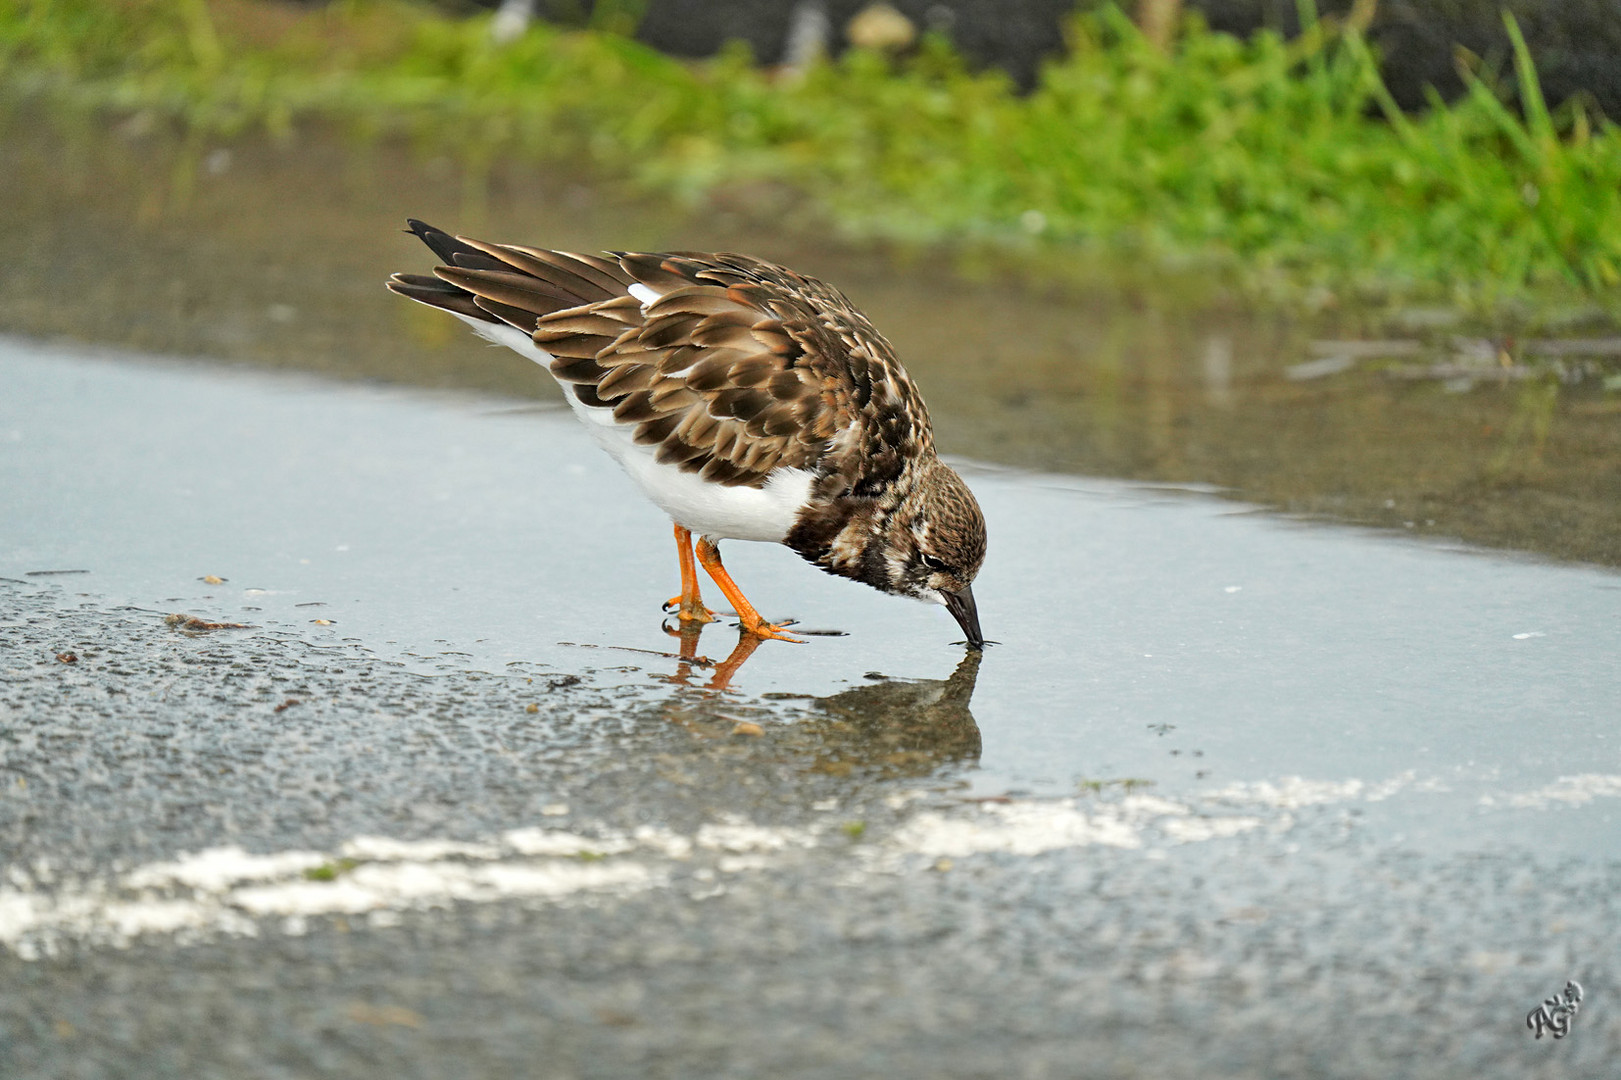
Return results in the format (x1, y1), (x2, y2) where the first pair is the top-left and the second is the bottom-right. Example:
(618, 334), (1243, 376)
(6, 341), (1617, 861)
(2, 113), (1619, 567)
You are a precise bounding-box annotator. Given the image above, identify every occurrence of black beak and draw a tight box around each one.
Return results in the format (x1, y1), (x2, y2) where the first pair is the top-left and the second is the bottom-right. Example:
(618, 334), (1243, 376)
(942, 585), (985, 650)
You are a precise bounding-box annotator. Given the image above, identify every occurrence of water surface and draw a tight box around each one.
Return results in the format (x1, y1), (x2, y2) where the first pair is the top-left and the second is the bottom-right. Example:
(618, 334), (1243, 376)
(3, 113), (1618, 566)
(6, 341), (1617, 861)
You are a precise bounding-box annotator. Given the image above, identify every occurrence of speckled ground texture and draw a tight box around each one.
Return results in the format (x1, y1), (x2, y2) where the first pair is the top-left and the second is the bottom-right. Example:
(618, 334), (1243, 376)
(3, 340), (1618, 1079)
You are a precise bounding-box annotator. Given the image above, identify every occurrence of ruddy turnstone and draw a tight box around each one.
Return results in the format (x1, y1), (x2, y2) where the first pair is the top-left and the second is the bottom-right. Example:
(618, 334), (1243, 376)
(388, 220), (986, 648)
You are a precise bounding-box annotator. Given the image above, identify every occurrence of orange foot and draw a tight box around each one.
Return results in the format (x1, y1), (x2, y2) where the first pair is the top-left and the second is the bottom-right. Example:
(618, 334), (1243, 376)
(696, 537), (805, 644)
(735, 614), (804, 643)
(662, 595), (717, 624)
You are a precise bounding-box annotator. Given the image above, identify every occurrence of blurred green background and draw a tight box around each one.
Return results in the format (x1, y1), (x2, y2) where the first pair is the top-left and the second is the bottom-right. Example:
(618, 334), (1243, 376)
(5, 0), (1620, 306)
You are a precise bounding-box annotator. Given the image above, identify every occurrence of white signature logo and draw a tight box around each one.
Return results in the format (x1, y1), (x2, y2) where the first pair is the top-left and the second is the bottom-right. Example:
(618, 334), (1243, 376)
(1526, 980), (1583, 1040)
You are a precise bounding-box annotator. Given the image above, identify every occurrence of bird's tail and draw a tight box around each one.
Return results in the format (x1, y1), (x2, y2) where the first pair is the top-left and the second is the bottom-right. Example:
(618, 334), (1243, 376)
(386, 218), (633, 333)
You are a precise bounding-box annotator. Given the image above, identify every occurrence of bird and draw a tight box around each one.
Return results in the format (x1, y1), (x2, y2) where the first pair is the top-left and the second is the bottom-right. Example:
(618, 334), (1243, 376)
(387, 220), (986, 649)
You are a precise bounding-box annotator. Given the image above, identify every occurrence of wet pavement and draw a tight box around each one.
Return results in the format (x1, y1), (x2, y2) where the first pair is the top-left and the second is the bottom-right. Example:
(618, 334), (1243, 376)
(3, 340), (1619, 1078)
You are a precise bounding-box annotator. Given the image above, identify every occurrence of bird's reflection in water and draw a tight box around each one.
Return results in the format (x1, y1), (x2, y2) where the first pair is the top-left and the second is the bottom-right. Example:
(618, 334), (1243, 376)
(800, 649), (982, 778)
(661, 622), (982, 781)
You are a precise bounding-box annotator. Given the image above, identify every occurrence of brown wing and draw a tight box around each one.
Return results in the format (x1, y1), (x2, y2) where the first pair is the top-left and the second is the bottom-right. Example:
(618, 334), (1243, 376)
(615, 253), (935, 495)
(388, 223), (933, 490)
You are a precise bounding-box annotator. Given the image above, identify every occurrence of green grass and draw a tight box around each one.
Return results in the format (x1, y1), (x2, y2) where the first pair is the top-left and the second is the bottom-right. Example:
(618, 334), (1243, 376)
(2, 0), (1618, 312)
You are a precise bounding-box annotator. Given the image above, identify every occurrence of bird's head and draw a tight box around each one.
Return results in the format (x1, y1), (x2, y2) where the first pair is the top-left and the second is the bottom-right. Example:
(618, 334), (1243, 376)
(884, 459), (987, 648)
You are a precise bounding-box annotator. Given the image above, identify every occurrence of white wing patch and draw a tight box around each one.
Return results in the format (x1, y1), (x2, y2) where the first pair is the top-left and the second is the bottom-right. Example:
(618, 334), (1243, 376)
(451, 312), (556, 367)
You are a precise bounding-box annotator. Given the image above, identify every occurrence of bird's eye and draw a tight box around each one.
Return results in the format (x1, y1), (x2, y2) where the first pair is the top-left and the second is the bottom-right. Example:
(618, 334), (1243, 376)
(920, 554), (952, 574)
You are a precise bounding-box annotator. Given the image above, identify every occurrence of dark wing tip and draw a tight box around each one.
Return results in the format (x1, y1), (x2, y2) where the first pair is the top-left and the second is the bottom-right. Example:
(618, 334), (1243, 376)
(402, 218), (483, 266)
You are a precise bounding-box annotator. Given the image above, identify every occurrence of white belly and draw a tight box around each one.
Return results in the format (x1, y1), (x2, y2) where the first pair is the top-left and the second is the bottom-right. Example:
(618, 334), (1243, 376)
(454, 315), (811, 543)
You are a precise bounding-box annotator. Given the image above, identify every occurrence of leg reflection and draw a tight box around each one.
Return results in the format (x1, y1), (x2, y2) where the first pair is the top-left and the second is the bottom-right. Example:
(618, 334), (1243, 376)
(661, 620), (767, 691)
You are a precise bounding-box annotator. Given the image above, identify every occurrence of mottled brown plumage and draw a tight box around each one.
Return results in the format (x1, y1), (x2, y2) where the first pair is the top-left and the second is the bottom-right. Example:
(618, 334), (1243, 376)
(388, 220), (987, 647)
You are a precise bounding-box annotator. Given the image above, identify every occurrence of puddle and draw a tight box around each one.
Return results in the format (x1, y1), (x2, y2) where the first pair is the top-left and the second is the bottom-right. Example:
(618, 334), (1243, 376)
(5, 340), (1618, 863)
(2, 113), (1618, 568)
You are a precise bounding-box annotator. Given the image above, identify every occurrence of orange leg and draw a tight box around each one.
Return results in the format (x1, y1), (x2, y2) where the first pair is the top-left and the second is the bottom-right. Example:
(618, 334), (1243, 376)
(695, 536), (804, 643)
(664, 524), (717, 624)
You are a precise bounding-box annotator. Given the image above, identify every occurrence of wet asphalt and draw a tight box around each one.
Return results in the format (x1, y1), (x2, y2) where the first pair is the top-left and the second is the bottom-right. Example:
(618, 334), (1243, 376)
(5, 578), (1618, 1080)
